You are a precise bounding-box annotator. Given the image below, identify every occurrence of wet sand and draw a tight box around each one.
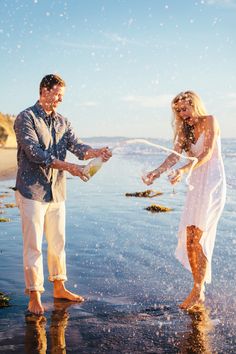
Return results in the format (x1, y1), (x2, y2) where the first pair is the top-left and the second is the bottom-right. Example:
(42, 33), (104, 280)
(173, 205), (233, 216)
(0, 139), (235, 353)
(0, 148), (17, 181)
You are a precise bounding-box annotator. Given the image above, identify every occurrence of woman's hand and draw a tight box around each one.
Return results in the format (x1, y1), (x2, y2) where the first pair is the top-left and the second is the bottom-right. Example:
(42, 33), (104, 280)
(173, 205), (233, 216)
(168, 169), (183, 185)
(142, 169), (161, 185)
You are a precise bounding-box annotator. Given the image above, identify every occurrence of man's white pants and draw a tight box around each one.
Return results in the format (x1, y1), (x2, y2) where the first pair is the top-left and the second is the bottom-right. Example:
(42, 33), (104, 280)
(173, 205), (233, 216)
(15, 191), (67, 294)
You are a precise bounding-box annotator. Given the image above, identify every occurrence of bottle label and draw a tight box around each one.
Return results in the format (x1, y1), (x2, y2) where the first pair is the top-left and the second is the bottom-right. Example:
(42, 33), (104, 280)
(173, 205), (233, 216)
(84, 157), (103, 178)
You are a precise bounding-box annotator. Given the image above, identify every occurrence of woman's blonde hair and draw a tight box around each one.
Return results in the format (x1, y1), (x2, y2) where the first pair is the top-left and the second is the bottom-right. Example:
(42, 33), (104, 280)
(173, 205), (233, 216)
(171, 91), (208, 151)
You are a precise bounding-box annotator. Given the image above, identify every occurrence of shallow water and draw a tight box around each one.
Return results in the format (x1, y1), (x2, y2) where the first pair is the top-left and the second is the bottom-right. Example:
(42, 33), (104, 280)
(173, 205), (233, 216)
(0, 138), (235, 353)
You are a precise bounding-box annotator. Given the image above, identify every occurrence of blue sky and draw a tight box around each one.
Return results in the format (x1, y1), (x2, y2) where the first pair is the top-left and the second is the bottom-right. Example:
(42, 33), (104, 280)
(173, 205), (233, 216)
(1, 0), (236, 138)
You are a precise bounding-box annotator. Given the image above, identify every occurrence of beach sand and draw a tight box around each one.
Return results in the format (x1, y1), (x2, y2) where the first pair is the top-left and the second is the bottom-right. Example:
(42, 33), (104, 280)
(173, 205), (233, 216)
(0, 148), (17, 181)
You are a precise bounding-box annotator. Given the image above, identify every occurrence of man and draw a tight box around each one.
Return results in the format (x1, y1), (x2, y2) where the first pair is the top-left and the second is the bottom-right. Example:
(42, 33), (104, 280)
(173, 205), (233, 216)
(14, 74), (112, 315)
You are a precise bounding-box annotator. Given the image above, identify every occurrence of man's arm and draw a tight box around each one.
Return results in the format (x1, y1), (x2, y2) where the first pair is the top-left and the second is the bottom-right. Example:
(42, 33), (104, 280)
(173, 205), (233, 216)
(65, 122), (112, 161)
(50, 159), (89, 181)
(14, 111), (55, 167)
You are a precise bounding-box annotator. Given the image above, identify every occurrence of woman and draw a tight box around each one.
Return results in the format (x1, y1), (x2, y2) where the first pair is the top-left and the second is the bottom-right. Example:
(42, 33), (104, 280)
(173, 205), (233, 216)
(143, 91), (226, 309)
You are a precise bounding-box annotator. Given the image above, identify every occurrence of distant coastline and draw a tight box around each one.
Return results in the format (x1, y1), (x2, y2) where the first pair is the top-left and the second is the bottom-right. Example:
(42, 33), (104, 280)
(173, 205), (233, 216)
(0, 122), (234, 183)
(0, 112), (16, 148)
(0, 148), (17, 181)
(0, 112), (17, 180)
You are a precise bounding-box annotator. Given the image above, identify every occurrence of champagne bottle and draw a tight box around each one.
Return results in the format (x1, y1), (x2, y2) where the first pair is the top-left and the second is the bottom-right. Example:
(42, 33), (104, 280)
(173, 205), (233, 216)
(83, 156), (103, 179)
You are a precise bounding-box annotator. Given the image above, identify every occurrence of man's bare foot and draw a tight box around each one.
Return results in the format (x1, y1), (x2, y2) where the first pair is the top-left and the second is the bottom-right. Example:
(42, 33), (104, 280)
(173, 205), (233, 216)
(28, 291), (44, 315)
(180, 286), (205, 310)
(53, 280), (84, 302)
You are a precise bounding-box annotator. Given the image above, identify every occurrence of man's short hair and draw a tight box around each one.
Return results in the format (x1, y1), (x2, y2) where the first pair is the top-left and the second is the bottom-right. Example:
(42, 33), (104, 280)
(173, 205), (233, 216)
(39, 74), (66, 94)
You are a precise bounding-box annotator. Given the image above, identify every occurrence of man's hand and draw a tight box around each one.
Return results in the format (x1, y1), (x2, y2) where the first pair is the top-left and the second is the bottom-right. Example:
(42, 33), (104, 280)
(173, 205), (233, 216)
(67, 164), (89, 182)
(85, 147), (112, 162)
(98, 147), (112, 162)
(50, 159), (90, 181)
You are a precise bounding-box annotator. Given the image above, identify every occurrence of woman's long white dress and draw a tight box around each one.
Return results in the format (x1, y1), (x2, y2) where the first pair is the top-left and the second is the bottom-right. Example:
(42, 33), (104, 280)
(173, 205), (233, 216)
(175, 132), (226, 284)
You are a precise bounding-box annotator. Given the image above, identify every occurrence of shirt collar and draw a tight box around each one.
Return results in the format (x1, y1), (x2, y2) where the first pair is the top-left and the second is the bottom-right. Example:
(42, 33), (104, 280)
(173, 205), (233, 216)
(34, 101), (57, 120)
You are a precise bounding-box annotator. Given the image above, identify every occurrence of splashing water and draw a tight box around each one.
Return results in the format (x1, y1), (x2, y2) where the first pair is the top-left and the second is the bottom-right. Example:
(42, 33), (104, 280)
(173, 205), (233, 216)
(112, 139), (198, 190)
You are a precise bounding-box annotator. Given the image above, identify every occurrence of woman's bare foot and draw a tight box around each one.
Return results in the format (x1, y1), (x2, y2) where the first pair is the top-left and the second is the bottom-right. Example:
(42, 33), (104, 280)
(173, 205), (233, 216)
(28, 291), (44, 315)
(179, 291), (193, 309)
(53, 280), (84, 302)
(180, 285), (205, 310)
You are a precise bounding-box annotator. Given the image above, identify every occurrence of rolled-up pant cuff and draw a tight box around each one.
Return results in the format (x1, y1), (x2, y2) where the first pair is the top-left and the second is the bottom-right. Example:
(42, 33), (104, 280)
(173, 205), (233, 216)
(48, 275), (67, 282)
(25, 287), (45, 295)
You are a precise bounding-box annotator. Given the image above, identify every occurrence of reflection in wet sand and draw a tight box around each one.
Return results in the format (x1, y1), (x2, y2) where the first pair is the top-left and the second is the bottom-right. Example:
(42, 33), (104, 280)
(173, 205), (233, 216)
(180, 305), (214, 354)
(25, 315), (47, 354)
(24, 300), (73, 354)
(50, 300), (71, 354)
(0, 296), (227, 352)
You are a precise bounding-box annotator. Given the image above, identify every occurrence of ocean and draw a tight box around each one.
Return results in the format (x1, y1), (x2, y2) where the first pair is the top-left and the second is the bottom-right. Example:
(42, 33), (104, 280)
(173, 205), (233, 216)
(0, 137), (235, 353)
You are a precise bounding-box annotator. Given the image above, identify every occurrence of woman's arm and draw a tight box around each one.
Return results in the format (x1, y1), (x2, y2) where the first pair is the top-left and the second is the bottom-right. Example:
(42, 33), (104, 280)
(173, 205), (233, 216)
(143, 136), (183, 185)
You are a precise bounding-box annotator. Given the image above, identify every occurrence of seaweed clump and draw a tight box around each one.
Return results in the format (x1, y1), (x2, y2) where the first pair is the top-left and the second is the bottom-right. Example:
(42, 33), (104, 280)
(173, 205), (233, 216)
(0, 217), (11, 222)
(0, 292), (10, 308)
(125, 190), (162, 198)
(4, 203), (16, 208)
(145, 204), (172, 213)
